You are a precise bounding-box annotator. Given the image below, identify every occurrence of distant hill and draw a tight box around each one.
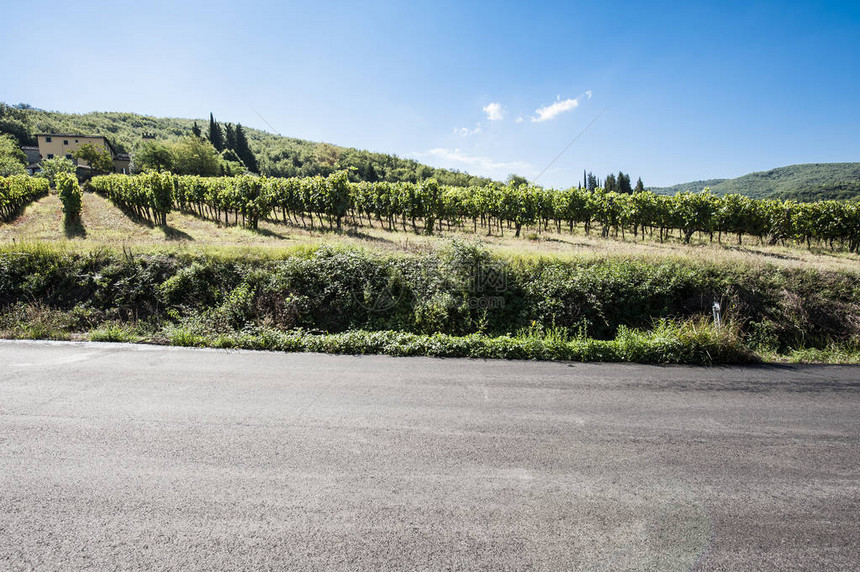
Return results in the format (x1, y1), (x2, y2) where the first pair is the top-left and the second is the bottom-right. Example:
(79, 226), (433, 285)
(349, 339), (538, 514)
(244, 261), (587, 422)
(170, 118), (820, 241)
(650, 163), (860, 201)
(649, 179), (727, 196)
(0, 103), (495, 186)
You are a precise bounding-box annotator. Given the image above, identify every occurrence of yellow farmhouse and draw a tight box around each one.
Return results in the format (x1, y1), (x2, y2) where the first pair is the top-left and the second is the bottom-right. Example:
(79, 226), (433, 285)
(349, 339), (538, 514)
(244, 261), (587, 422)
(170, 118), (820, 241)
(35, 134), (130, 174)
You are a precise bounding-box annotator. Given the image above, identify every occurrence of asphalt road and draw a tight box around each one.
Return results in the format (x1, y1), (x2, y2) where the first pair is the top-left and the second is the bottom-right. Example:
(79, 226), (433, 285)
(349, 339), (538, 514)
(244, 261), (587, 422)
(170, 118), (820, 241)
(0, 341), (858, 571)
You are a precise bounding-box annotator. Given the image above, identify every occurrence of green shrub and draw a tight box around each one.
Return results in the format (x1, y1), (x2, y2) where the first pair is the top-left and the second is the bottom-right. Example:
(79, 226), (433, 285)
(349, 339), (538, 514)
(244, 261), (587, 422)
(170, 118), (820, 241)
(0, 243), (857, 360)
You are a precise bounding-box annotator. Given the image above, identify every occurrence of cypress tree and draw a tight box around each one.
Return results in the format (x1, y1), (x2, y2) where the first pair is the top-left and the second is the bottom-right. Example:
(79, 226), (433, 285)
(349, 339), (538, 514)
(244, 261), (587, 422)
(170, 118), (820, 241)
(234, 124), (258, 173)
(208, 113), (224, 152)
(618, 171), (632, 194)
(191, 121), (202, 138)
(634, 177), (645, 193)
(605, 173), (617, 192)
(224, 123), (236, 151)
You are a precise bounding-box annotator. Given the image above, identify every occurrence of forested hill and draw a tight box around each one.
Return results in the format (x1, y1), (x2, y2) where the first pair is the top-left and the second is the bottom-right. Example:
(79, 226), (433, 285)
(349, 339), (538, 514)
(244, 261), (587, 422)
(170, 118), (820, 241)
(649, 179), (727, 196)
(651, 163), (860, 201)
(0, 103), (494, 186)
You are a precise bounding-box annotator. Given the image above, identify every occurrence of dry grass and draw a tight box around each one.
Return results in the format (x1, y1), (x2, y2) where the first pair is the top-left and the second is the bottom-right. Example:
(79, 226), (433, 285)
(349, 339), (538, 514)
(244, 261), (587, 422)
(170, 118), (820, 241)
(2, 191), (859, 273)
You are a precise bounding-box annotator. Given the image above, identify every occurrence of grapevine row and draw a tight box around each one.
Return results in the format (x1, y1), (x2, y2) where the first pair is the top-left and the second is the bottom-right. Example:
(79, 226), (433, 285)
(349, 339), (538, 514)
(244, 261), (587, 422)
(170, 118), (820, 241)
(0, 176), (49, 222)
(89, 173), (860, 252)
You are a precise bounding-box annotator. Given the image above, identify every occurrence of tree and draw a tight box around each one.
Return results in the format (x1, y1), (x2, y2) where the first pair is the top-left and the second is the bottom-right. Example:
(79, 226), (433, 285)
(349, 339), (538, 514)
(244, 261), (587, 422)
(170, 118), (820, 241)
(586, 172), (597, 191)
(0, 133), (26, 164)
(38, 157), (76, 187)
(634, 177), (645, 193)
(191, 121), (202, 137)
(234, 124), (258, 173)
(133, 140), (174, 172)
(0, 104), (35, 146)
(604, 173), (617, 192)
(0, 156), (25, 176)
(73, 142), (113, 172)
(617, 171), (632, 194)
(171, 136), (220, 176)
(0, 134), (27, 176)
(314, 143), (340, 170)
(506, 173), (529, 188)
(208, 113), (224, 152)
(224, 123), (236, 151)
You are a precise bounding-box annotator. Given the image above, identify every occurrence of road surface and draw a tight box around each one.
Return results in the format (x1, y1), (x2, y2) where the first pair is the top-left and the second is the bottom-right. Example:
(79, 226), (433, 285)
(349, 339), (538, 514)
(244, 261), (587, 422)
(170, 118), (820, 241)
(0, 341), (858, 570)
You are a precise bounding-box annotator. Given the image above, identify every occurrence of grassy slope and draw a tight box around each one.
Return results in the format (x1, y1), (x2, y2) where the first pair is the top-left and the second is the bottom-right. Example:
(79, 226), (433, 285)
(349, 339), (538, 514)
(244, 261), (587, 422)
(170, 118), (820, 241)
(651, 163), (860, 200)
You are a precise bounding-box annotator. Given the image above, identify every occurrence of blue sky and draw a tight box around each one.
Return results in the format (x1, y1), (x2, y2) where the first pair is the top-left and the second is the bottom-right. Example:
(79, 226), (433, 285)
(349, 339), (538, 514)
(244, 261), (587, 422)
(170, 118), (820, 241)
(2, 0), (858, 187)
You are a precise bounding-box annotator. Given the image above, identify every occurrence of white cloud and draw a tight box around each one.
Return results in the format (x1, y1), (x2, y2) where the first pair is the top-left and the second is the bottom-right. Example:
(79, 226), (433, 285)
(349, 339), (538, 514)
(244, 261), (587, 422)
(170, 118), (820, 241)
(413, 148), (532, 178)
(453, 123), (482, 137)
(531, 96), (580, 122)
(515, 116), (524, 123)
(586, 90), (593, 99)
(482, 102), (505, 121)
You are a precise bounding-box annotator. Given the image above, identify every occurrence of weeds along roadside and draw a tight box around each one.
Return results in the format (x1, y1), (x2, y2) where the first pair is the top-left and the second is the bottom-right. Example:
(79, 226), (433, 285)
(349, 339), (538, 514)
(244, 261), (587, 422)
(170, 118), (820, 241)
(0, 240), (857, 363)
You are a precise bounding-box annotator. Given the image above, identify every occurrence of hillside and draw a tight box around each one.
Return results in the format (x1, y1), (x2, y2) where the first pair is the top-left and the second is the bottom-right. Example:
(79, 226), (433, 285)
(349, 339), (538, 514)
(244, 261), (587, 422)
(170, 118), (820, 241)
(650, 179), (727, 196)
(0, 103), (494, 187)
(651, 163), (860, 201)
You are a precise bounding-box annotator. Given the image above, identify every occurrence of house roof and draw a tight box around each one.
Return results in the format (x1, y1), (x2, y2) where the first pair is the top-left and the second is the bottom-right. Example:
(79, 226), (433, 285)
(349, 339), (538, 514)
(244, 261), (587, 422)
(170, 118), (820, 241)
(35, 133), (106, 138)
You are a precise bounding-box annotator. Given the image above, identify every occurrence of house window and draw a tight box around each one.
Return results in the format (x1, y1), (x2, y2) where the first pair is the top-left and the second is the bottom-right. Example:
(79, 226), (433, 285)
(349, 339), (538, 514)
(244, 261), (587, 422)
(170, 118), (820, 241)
(47, 154), (54, 159)
(45, 136), (52, 142)
(63, 140), (69, 145)
(75, 139), (79, 143)
(65, 154), (72, 159)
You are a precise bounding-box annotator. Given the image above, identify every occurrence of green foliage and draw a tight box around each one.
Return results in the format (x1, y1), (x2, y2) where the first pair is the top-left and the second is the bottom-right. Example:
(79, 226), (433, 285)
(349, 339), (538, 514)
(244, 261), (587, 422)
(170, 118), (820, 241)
(0, 133), (27, 176)
(91, 172), (860, 252)
(133, 140), (174, 172)
(220, 148), (245, 174)
(89, 322), (140, 342)
(208, 112), (224, 152)
(90, 171), (174, 225)
(1, 245), (857, 357)
(224, 123), (236, 151)
(652, 163), (860, 201)
(73, 142), (113, 172)
(56, 172), (82, 220)
(0, 133), (26, 165)
(171, 136), (221, 176)
(233, 123), (258, 173)
(772, 181), (860, 202)
(0, 175), (49, 221)
(38, 156), (76, 187)
(0, 156), (26, 177)
(0, 104), (35, 146)
(160, 321), (753, 364)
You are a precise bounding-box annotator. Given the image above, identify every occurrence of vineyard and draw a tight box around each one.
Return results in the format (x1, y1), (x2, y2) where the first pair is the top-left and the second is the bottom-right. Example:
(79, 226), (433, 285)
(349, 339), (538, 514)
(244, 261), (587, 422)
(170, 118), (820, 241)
(87, 172), (860, 253)
(0, 176), (49, 222)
